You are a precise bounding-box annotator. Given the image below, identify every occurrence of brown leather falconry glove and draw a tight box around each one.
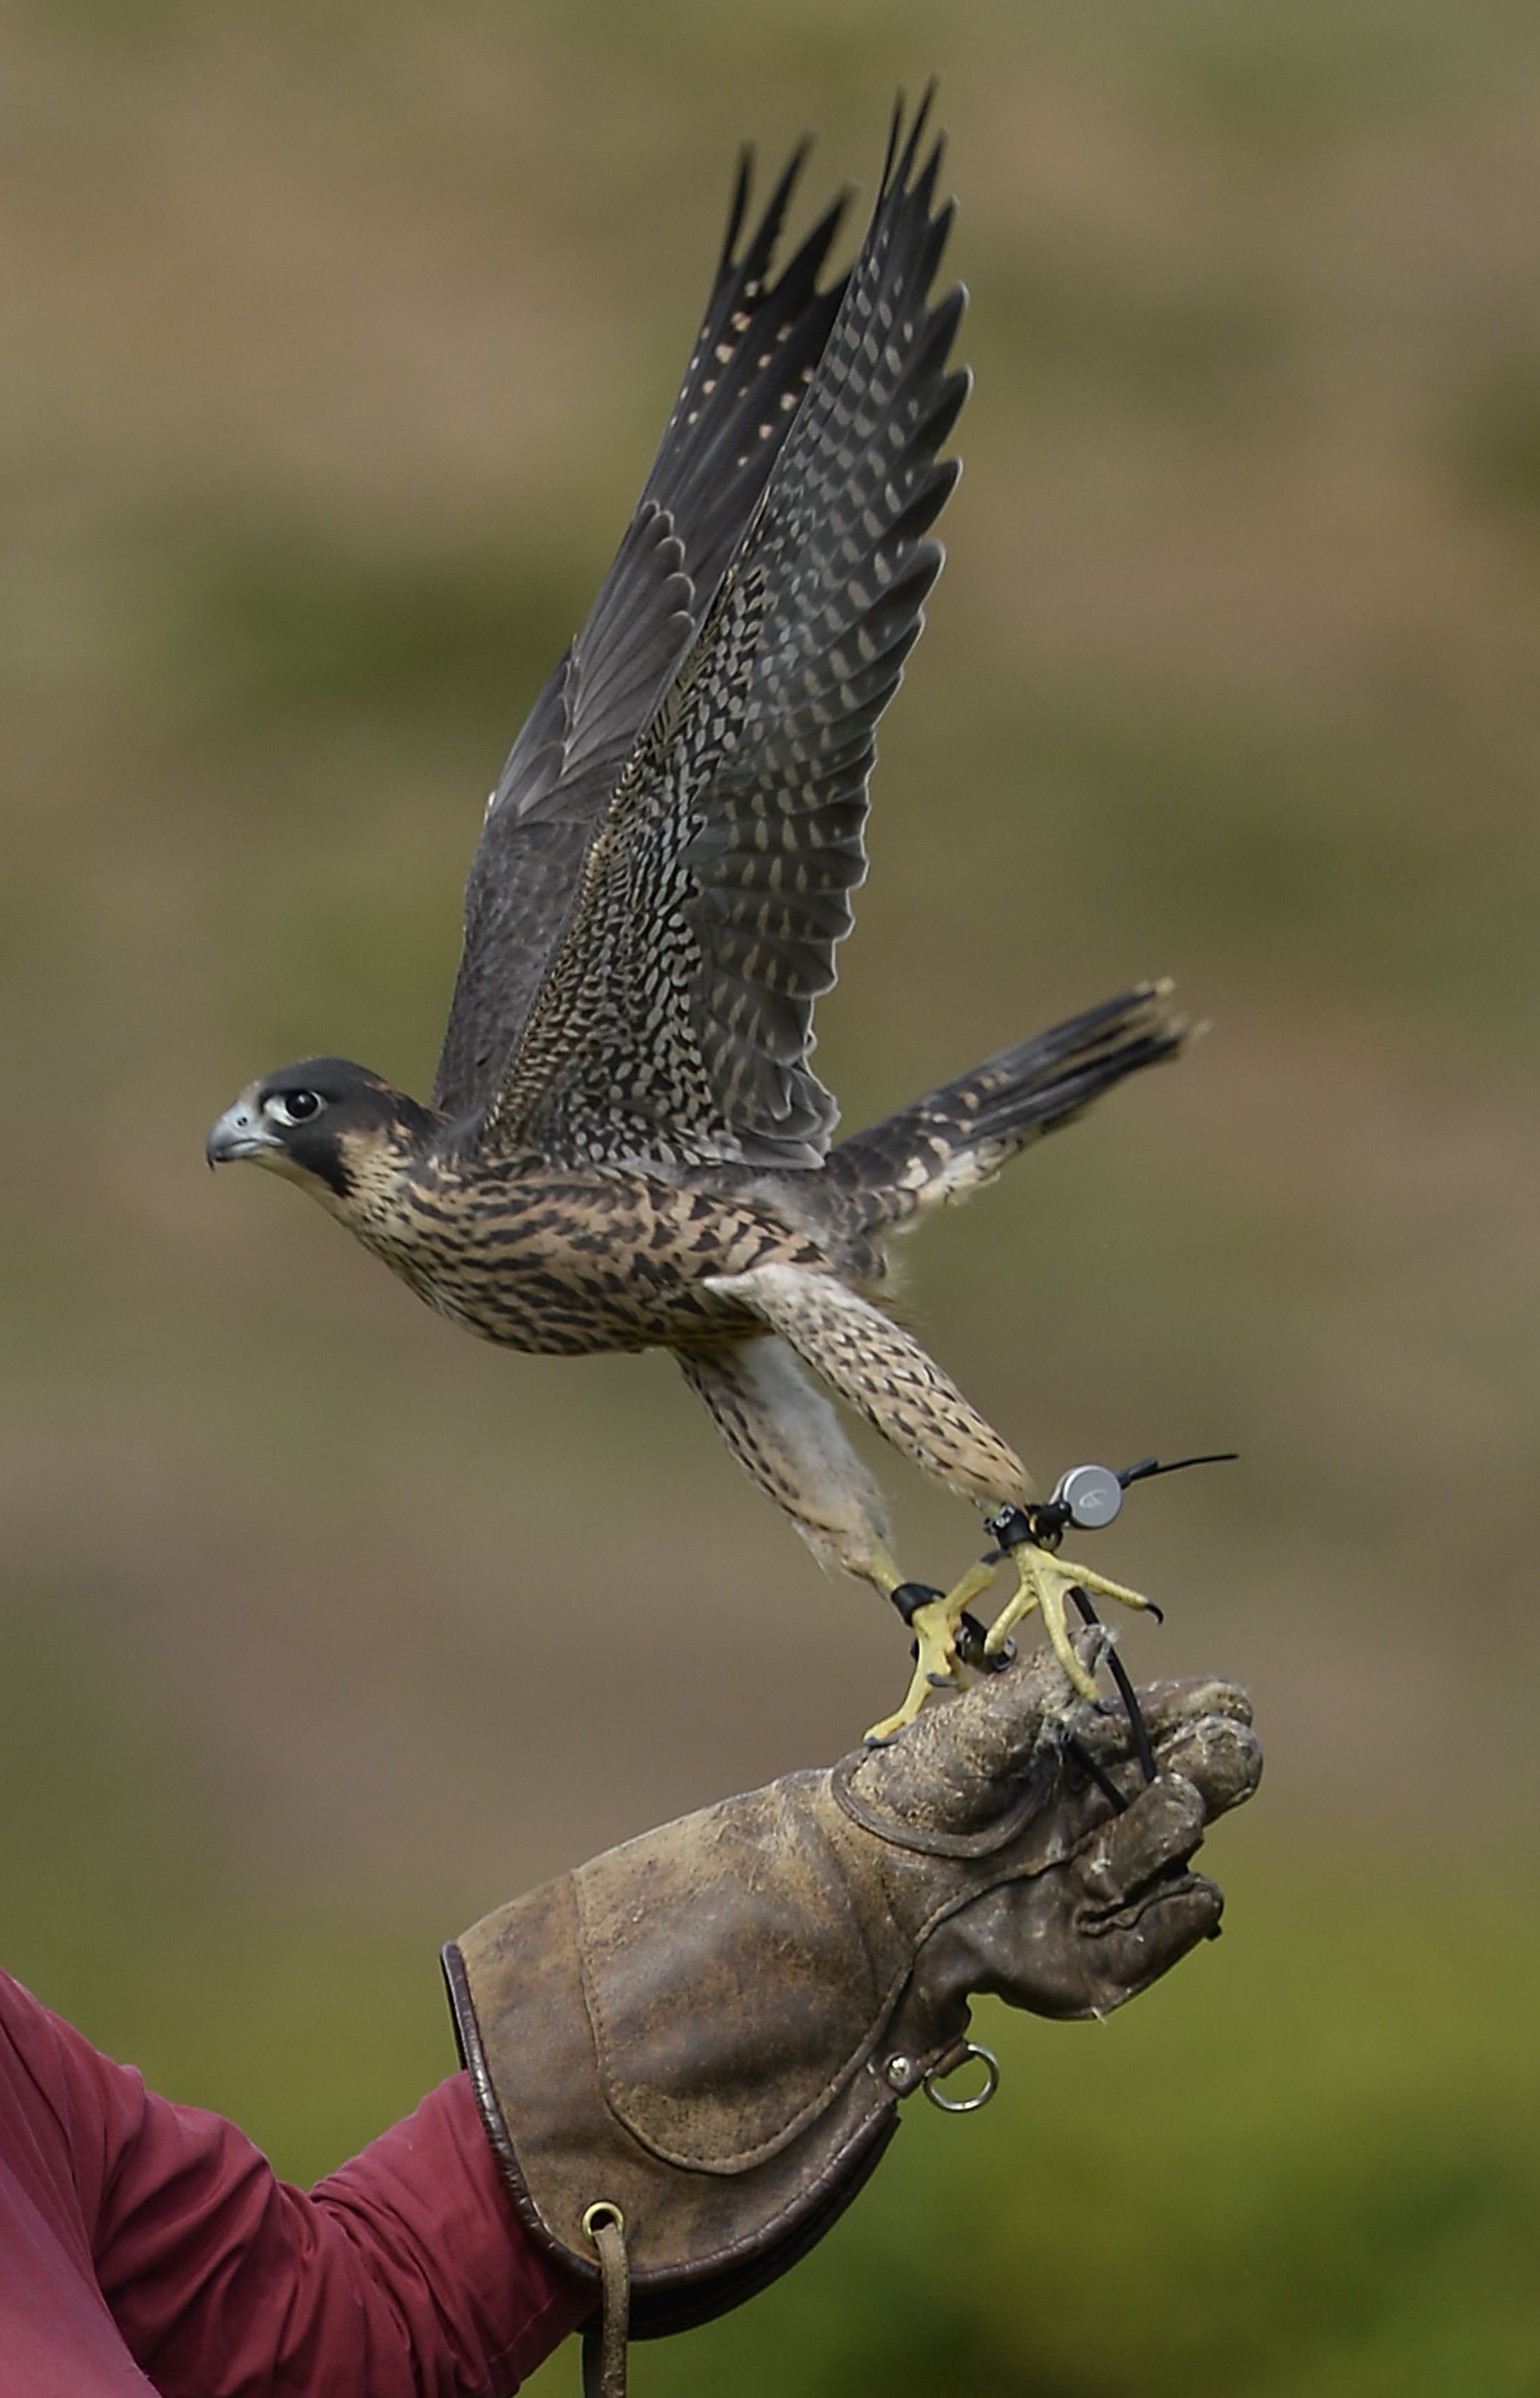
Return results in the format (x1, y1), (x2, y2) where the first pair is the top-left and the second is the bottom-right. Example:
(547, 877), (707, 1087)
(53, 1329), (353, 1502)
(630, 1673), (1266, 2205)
(445, 1637), (1259, 2378)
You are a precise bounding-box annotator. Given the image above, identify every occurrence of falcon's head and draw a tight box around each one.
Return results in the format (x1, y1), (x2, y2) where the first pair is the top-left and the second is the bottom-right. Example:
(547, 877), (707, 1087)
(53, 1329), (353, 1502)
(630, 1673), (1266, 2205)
(206, 1059), (436, 1215)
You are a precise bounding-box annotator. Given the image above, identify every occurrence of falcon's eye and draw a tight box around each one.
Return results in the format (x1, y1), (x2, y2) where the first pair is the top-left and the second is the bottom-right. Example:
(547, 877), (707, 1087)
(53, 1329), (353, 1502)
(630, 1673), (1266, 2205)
(266, 1089), (325, 1127)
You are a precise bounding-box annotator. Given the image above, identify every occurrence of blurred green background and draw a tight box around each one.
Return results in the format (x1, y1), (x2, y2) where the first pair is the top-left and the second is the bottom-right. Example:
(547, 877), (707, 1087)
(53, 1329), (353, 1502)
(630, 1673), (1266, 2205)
(3, 2), (1539, 2390)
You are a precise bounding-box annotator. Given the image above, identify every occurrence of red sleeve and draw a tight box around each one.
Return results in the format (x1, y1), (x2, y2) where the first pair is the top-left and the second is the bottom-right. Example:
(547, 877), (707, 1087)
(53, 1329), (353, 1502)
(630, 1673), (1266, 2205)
(0, 1967), (588, 2397)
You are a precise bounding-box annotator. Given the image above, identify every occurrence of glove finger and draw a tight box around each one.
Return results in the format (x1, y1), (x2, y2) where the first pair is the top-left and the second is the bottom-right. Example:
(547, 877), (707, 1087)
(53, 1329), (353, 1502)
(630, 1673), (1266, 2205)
(911, 1857), (1224, 2026)
(849, 1642), (1076, 1836)
(1152, 1715), (1262, 1819)
(1134, 1675), (1252, 1735)
(1072, 1716), (1260, 1878)
(1072, 1871), (1226, 2012)
(1075, 1773), (1209, 1907)
(1075, 1676), (1252, 1776)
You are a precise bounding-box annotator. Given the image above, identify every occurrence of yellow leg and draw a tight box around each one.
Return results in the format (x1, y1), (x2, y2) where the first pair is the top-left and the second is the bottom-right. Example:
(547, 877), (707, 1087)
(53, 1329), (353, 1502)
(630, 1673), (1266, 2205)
(864, 1559), (1000, 1744)
(983, 1548), (1158, 1701)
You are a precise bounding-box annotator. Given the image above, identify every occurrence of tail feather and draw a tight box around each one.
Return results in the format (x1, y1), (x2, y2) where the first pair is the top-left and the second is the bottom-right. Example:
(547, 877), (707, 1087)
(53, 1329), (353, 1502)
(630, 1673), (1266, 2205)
(827, 981), (1184, 1234)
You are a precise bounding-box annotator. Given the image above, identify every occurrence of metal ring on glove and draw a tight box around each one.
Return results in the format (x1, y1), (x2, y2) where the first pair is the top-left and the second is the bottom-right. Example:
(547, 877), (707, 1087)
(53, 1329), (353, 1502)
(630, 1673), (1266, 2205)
(922, 2042), (1000, 2114)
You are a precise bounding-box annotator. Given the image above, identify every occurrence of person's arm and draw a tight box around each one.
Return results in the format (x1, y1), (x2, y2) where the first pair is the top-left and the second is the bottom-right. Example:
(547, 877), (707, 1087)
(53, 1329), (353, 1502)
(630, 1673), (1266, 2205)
(1, 1970), (586, 2397)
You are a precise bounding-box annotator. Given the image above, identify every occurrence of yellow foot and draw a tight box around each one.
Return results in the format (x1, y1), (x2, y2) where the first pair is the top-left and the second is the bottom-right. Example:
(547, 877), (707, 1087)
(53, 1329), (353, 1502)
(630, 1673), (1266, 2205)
(865, 1564), (999, 1744)
(982, 1548), (1157, 1701)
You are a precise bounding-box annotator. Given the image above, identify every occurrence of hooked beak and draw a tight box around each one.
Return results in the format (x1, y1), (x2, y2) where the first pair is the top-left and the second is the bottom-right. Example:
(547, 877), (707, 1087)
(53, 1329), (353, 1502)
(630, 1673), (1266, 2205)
(206, 1095), (278, 1167)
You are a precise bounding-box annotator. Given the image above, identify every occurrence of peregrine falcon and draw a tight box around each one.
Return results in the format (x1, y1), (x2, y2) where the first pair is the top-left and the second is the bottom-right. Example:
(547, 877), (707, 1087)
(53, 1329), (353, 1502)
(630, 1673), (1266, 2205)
(208, 99), (1184, 1738)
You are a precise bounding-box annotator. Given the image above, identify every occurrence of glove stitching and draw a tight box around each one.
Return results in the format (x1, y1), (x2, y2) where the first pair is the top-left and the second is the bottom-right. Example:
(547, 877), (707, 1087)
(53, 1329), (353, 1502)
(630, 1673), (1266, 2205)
(831, 1749), (1053, 1855)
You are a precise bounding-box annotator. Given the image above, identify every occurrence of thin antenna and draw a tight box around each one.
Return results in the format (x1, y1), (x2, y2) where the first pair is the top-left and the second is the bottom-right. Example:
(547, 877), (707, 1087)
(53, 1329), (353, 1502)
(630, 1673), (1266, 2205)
(1117, 1451), (1239, 1489)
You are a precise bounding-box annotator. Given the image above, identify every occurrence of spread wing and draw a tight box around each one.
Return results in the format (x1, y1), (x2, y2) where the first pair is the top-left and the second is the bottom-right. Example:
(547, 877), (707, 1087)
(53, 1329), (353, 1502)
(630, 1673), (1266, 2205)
(479, 97), (967, 1171)
(432, 143), (852, 1119)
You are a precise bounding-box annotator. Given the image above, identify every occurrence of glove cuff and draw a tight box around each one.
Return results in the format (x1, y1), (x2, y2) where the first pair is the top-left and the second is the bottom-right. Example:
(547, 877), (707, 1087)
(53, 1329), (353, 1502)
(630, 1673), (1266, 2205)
(443, 1871), (917, 2336)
